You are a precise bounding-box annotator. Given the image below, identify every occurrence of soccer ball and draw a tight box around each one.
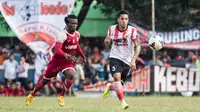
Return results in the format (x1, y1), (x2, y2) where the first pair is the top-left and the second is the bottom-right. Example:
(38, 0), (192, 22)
(148, 36), (164, 50)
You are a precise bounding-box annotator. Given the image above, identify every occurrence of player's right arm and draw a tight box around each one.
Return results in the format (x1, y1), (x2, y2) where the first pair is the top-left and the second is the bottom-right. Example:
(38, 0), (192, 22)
(55, 32), (75, 62)
(54, 32), (66, 56)
(104, 26), (111, 46)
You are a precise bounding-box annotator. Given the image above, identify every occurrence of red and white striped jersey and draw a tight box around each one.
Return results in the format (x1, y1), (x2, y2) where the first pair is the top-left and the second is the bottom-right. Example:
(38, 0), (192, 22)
(106, 24), (139, 65)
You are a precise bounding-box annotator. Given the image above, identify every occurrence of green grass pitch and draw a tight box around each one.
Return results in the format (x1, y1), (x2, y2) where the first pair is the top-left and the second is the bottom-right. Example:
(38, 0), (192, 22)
(0, 96), (200, 112)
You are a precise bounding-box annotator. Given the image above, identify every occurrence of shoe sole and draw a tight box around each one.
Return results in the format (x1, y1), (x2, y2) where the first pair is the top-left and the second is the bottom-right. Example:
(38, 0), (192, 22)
(58, 97), (64, 107)
(25, 99), (32, 106)
(59, 104), (64, 107)
(124, 105), (129, 110)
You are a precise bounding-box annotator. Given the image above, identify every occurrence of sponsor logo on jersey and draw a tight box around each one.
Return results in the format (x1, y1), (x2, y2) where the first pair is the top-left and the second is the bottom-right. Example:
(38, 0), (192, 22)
(113, 39), (128, 46)
(65, 45), (77, 49)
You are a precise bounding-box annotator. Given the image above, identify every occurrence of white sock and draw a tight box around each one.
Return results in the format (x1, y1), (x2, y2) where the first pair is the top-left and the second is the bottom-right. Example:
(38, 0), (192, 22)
(120, 99), (126, 103)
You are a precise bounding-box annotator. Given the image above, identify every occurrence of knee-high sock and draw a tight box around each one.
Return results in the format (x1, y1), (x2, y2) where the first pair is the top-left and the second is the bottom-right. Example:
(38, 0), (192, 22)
(112, 81), (124, 101)
(108, 83), (114, 91)
(60, 79), (74, 96)
(31, 80), (45, 96)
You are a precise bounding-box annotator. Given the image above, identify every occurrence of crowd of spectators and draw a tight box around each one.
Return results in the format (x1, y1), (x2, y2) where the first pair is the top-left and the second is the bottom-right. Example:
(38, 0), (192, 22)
(0, 42), (199, 96)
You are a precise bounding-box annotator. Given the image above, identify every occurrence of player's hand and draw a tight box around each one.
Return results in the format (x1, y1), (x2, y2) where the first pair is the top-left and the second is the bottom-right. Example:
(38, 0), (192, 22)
(80, 57), (87, 68)
(64, 54), (76, 62)
(104, 37), (111, 46)
(130, 60), (137, 71)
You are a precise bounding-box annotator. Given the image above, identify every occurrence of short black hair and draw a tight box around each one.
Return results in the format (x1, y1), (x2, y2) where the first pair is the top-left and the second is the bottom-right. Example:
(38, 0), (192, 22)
(9, 52), (14, 57)
(64, 14), (77, 24)
(117, 10), (129, 18)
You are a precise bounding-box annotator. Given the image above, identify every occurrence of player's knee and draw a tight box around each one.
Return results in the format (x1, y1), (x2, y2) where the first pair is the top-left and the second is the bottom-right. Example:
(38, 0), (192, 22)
(42, 78), (50, 85)
(64, 70), (75, 80)
(113, 73), (121, 81)
(67, 72), (74, 80)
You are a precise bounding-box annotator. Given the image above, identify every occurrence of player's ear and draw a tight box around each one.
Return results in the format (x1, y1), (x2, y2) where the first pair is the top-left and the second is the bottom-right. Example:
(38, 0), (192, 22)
(64, 25), (67, 30)
(117, 17), (120, 23)
(64, 17), (69, 25)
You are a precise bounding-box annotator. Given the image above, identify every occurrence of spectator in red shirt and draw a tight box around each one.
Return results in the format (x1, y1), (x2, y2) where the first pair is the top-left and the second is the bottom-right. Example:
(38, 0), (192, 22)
(0, 82), (8, 96)
(176, 52), (184, 60)
(9, 82), (25, 96)
(91, 46), (101, 63)
(162, 57), (171, 67)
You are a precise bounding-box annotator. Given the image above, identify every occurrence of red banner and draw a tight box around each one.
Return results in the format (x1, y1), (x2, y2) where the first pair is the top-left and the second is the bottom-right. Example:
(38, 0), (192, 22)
(84, 67), (150, 92)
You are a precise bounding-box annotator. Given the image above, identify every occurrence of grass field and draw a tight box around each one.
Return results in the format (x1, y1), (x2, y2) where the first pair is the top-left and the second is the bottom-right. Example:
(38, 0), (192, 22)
(0, 96), (200, 112)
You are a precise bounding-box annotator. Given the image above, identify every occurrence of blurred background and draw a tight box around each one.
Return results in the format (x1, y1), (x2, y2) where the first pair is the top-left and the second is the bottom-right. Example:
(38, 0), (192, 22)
(0, 0), (199, 97)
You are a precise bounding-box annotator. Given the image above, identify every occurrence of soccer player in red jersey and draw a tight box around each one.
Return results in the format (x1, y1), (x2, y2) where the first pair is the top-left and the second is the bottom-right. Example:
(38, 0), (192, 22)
(25, 14), (86, 106)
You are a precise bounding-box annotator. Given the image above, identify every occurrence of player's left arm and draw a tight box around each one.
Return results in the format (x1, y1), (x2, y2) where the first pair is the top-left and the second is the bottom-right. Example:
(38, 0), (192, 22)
(76, 43), (85, 59)
(76, 33), (86, 61)
(130, 29), (141, 70)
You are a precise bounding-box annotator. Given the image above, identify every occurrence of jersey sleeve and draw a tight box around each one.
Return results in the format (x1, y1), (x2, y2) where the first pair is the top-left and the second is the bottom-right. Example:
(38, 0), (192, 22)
(56, 32), (66, 43)
(106, 26), (111, 39)
(75, 31), (81, 42)
(131, 28), (139, 41)
(54, 31), (67, 56)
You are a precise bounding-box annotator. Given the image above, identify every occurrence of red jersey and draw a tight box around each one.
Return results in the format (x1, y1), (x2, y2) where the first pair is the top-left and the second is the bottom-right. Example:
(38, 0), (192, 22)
(53, 30), (85, 60)
(9, 88), (25, 96)
(43, 30), (85, 79)
(0, 88), (8, 96)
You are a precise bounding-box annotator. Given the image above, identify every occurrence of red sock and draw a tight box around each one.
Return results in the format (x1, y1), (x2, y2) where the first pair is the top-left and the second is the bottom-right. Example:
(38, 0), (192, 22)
(112, 82), (124, 101)
(108, 84), (114, 91)
(31, 80), (45, 96)
(60, 79), (74, 96)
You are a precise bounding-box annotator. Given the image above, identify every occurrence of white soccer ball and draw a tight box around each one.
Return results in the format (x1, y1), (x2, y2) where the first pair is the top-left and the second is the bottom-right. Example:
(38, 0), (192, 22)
(148, 36), (164, 50)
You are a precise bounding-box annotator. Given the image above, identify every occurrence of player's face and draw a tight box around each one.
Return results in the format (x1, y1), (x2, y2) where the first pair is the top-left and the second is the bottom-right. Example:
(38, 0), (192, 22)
(117, 14), (129, 28)
(68, 19), (78, 32)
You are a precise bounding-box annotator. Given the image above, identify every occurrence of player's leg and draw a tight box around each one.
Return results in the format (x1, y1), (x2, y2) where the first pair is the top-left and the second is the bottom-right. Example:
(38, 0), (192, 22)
(103, 58), (120, 98)
(121, 67), (131, 86)
(25, 61), (59, 106)
(103, 58), (129, 109)
(58, 68), (75, 106)
(25, 78), (50, 106)
(112, 72), (129, 109)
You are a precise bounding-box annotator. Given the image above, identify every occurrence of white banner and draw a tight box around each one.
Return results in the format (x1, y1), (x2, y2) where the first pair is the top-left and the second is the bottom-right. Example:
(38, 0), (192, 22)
(0, 0), (75, 54)
(130, 23), (200, 50)
(154, 65), (200, 92)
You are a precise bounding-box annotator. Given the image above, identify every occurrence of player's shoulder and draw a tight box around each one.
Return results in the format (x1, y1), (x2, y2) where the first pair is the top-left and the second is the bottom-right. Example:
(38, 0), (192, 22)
(56, 30), (67, 42)
(128, 25), (136, 29)
(75, 31), (80, 36)
(107, 25), (118, 32)
(75, 31), (80, 35)
(75, 31), (80, 37)
(57, 30), (66, 37)
(109, 24), (117, 29)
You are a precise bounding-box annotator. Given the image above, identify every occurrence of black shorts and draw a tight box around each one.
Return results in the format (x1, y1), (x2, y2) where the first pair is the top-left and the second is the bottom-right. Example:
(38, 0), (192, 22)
(109, 58), (130, 78)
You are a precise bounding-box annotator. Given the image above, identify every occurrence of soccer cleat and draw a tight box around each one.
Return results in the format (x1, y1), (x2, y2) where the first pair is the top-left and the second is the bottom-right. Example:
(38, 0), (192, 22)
(102, 83), (112, 99)
(121, 102), (129, 110)
(58, 96), (65, 106)
(25, 94), (34, 106)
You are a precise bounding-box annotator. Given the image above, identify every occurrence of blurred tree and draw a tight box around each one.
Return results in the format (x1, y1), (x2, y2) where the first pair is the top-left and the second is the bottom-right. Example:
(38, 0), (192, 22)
(76, 0), (94, 29)
(0, 12), (11, 32)
(93, 0), (200, 31)
(1, 0), (199, 32)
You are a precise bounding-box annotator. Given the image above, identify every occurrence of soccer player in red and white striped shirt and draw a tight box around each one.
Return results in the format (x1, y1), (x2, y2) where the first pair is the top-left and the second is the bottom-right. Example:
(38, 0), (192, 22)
(102, 10), (141, 110)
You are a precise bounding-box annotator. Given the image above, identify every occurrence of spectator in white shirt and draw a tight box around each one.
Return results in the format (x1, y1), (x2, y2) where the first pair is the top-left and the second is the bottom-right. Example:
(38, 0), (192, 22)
(34, 52), (48, 84)
(3, 53), (18, 86)
(16, 56), (29, 90)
